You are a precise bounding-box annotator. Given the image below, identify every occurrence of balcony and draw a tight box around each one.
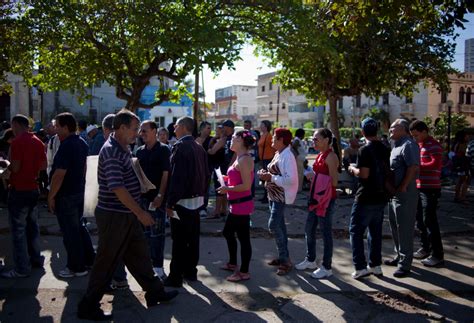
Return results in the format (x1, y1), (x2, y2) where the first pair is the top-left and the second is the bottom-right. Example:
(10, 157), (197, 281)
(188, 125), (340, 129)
(400, 103), (415, 116)
(459, 104), (474, 114)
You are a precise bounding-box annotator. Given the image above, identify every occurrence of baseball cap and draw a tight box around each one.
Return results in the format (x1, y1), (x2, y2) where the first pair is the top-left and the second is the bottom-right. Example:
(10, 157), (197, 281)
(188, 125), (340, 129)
(222, 119), (235, 128)
(86, 125), (98, 134)
(361, 118), (378, 134)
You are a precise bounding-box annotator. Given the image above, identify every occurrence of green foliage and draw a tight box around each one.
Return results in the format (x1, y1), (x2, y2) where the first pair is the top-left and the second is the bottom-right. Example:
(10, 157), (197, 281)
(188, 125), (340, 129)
(5, 1), (244, 111)
(424, 112), (470, 140)
(340, 127), (362, 140)
(303, 121), (315, 130)
(324, 111), (345, 129)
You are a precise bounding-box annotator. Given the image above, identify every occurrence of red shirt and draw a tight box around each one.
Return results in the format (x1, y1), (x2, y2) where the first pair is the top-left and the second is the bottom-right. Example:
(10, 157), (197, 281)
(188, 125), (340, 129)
(313, 149), (337, 199)
(9, 132), (46, 191)
(417, 136), (442, 189)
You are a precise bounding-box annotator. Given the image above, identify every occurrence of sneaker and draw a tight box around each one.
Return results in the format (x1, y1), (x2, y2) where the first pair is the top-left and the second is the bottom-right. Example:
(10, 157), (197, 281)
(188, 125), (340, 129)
(153, 267), (167, 280)
(393, 268), (410, 278)
(367, 265), (383, 276)
(58, 268), (88, 278)
(383, 257), (399, 267)
(311, 266), (332, 279)
(0, 269), (29, 279)
(413, 248), (430, 259)
(110, 279), (129, 290)
(295, 258), (318, 271)
(351, 268), (371, 279)
(421, 256), (444, 267)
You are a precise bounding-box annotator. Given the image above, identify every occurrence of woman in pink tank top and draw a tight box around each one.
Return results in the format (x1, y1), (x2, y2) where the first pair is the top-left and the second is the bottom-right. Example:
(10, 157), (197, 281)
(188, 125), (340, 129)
(217, 130), (255, 282)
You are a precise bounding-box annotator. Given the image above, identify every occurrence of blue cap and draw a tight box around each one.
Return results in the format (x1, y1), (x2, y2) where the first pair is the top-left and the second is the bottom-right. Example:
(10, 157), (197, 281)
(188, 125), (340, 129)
(361, 117), (378, 133)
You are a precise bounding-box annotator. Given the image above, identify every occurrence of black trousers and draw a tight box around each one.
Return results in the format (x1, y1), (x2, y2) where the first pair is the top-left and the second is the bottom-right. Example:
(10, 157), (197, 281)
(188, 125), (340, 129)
(82, 208), (164, 305)
(169, 205), (200, 283)
(416, 188), (444, 259)
(223, 213), (252, 273)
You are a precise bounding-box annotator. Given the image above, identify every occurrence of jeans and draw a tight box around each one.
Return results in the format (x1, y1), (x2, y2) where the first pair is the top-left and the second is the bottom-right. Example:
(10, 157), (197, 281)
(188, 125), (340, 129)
(268, 201), (289, 263)
(416, 189), (444, 259)
(223, 214), (252, 273)
(349, 202), (385, 270)
(7, 189), (42, 274)
(304, 200), (335, 269)
(389, 187), (418, 271)
(140, 198), (166, 268)
(56, 193), (95, 272)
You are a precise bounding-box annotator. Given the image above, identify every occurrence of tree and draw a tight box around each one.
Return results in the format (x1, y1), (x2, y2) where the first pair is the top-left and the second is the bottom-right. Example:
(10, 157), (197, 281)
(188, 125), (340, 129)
(248, 1), (469, 143)
(423, 112), (470, 141)
(362, 107), (391, 133)
(6, 1), (244, 111)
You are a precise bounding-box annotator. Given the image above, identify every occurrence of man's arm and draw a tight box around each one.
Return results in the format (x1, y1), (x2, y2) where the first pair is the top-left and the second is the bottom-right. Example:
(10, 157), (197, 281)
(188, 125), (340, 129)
(112, 187), (155, 226)
(398, 165), (419, 192)
(153, 171), (168, 208)
(48, 169), (66, 213)
(207, 137), (226, 155)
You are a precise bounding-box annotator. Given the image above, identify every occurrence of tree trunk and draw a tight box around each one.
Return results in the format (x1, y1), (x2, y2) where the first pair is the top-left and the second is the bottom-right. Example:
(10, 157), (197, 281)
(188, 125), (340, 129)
(193, 66), (200, 123)
(328, 95), (341, 144)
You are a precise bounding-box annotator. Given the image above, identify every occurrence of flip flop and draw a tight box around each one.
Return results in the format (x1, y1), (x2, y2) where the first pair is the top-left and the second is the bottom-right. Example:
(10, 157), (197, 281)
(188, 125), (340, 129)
(220, 263), (237, 271)
(226, 272), (250, 282)
(267, 259), (281, 266)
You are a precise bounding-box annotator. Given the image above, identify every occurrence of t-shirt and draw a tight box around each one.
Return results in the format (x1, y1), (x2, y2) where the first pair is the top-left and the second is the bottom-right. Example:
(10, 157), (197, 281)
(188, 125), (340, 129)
(135, 142), (171, 202)
(9, 132), (46, 191)
(51, 134), (88, 197)
(97, 134), (141, 213)
(355, 140), (390, 204)
(390, 136), (420, 188)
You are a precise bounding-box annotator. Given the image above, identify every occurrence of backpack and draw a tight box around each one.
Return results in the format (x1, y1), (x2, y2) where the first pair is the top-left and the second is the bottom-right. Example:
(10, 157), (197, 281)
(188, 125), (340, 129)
(368, 144), (396, 198)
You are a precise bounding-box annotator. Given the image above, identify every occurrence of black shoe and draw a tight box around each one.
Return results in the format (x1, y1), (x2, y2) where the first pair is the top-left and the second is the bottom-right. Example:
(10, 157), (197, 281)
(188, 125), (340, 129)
(145, 290), (179, 307)
(163, 277), (182, 288)
(77, 299), (113, 321)
(393, 268), (410, 278)
(183, 274), (197, 282)
(384, 258), (399, 267)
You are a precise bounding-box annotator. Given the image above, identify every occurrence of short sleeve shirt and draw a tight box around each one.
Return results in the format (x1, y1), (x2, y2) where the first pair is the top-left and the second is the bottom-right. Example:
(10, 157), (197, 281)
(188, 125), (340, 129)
(9, 132), (46, 191)
(390, 136), (420, 187)
(135, 142), (171, 202)
(51, 134), (88, 197)
(97, 134), (141, 213)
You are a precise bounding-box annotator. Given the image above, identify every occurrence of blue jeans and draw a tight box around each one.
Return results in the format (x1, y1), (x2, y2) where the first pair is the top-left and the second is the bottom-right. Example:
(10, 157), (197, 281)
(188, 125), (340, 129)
(268, 201), (289, 263)
(56, 193), (96, 272)
(349, 202), (385, 270)
(305, 200), (336, 269)
(140, 198), (166, 268)
(7, 189), (42, 274)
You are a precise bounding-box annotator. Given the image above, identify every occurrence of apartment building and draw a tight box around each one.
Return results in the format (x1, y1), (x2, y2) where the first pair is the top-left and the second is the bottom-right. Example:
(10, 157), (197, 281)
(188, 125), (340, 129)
(214, 85), (257, 124)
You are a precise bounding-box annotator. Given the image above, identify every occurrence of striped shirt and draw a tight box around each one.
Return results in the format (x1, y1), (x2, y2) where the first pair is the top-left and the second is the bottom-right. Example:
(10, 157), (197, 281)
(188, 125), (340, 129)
(97, 134), (141, 213)
(416, 136), (442, 189)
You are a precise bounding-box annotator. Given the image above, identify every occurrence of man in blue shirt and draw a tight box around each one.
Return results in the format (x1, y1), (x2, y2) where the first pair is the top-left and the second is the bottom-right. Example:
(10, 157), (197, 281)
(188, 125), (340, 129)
(86, 125), (105, 155)
(49, 113), (96, 279)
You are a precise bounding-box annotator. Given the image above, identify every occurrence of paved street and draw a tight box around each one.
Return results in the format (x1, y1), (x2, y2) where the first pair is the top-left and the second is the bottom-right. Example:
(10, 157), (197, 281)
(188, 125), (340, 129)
(0, 186), (473, 322)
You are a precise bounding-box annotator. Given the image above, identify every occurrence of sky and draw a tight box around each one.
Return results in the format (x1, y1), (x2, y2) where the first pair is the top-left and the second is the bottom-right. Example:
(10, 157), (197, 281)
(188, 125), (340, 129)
(201, 13), (474, 103)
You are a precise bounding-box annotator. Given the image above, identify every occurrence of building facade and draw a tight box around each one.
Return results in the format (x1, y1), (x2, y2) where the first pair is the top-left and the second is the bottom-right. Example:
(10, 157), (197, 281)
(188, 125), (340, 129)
(465, 38), (474, 73)
(256, 72), (292, 127)
(214, 85), (257, 124)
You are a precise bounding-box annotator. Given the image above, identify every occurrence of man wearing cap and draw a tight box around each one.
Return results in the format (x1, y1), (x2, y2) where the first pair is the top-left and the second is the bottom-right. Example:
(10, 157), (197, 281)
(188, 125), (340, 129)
(102, 114), (115, 141)
(348, 118), (391, 279)
(87, 124), (105, 155)
(222, 119), (236, 174)
(385, 119), (420, 278)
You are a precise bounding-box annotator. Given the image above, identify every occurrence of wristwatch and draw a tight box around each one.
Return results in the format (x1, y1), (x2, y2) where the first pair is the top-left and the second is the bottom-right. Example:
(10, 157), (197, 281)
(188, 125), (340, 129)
(157, 193), (162, 198)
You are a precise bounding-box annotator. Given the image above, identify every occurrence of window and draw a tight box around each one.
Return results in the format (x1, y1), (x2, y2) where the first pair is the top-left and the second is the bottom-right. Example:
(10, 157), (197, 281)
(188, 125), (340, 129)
(441, 91), (447, 104)
(356, 95), (361, 107)
(338, 98), (343, 110)
(459, 87), (465, 104)
(269, 81), (273, 91)
(282, 103), (286, 110)
(382, 93), (389, 105)
(466, 88), (472, 105)
(261, 85), (265, 92)
(406, 97), (413, 104)
(154, 116), (165, 127)
(269, 101), (273, 110)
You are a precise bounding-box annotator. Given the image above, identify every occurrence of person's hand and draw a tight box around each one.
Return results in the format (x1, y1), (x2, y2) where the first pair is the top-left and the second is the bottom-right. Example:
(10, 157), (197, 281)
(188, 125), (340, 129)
(305, 172), (314, 181)
(136, 209), (155, 226)
(166, 208), (174, 219)
(47, 195), (55, 214)
(259, 173), (272, 182)
(217, 186), (229, 194)
(152, 195), (163, 209)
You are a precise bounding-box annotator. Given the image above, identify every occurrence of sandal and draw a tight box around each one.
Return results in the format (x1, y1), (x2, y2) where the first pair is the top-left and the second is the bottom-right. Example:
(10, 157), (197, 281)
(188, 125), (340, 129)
(220, 263), (237, 272)
(276, 263), (292, 276)
(267, 259), (281, 266)
(226, 272), (250, 282)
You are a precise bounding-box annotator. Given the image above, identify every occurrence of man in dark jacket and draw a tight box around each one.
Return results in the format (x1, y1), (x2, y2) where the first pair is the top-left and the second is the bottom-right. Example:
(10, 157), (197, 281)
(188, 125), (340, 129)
(164, 116), (209, 287)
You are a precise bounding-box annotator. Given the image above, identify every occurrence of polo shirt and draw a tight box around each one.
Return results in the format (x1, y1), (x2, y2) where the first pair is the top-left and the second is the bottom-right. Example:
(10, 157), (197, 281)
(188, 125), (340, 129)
(390, 135), (420, 187)
(97, 134), (141, 213)
(51, 134), (88, 197)
(417, 136), (442, 189)
(9, 132), (46, 191)
(135, 141), (171, 202)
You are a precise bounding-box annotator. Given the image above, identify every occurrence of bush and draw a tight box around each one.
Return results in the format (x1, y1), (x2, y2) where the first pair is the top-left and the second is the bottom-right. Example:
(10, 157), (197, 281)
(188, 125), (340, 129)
(340, 127), (362, 139)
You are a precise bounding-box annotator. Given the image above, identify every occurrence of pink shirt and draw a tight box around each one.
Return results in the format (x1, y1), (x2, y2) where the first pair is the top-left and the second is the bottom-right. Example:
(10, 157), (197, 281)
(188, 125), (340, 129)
(227, 164), (254, 215)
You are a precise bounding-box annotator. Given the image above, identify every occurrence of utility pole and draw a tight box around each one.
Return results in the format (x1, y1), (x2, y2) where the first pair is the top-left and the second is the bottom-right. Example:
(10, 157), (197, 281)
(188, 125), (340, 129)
(447, 100), (453, 152)
(193, 67), (200, 123)
(276, 85), (280, 126)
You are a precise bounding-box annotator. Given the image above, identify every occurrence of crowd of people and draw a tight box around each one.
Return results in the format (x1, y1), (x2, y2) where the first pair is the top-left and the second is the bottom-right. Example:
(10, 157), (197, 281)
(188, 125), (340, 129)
(0, 109), (472, 320)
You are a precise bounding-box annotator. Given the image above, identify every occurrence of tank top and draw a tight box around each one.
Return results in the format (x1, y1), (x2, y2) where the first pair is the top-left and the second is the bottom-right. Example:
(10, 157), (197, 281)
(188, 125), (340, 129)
(313, 148), (337, 199)
(227, 156), (254, 215)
